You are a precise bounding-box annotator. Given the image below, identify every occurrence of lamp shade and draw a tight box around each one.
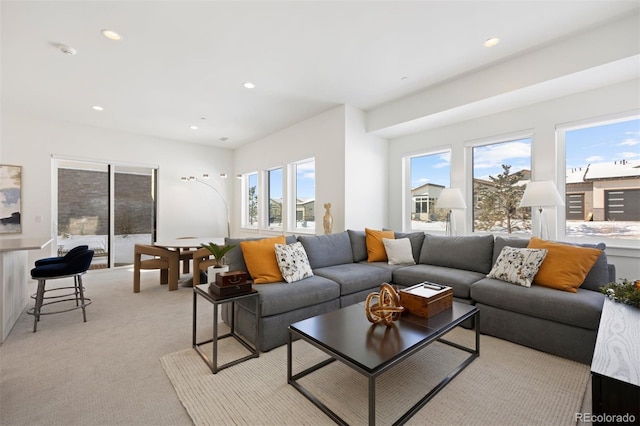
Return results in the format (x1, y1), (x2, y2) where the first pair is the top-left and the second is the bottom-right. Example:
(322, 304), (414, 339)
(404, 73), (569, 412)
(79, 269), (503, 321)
(437, 188), (467, 209)
(519, 180), (564, 208)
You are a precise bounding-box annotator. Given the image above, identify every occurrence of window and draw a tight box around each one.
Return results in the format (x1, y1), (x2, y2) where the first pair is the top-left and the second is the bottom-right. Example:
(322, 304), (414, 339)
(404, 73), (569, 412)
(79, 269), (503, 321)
(562, 117), (640, 240)
(408, 151), (451, 231)
(267, 168), (283, 228)
(472, 137), (531, 234)
(294, 159), (315, 231)
(245, 172), (258, 228)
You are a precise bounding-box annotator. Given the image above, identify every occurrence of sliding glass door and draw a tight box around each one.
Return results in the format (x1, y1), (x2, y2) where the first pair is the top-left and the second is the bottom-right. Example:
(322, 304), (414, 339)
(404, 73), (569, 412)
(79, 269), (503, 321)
(55, 159), (157, 269)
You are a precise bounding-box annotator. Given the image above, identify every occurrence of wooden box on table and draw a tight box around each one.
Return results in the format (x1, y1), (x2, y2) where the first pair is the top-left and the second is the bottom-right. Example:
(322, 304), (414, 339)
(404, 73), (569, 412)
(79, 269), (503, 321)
(399, 282), (453, 318)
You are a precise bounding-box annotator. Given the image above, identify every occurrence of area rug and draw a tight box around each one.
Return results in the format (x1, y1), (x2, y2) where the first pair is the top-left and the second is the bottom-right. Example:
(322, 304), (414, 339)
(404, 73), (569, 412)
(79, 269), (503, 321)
(161, 327), (590, 426)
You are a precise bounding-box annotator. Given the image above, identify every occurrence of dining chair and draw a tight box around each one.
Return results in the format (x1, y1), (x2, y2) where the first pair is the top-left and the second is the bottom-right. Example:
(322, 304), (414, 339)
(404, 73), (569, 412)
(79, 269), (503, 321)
(133, 244), (179, 292)
(177, 237), (197, 274)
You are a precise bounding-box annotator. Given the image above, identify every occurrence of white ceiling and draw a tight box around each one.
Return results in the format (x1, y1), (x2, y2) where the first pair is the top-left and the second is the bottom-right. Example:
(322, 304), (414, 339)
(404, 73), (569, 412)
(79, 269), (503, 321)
(2, 1), (639, 148)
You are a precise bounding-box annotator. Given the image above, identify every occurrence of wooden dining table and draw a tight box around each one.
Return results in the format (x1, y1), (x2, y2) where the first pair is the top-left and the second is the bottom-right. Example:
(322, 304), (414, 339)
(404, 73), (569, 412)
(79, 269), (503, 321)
(154, 237), (225, 286)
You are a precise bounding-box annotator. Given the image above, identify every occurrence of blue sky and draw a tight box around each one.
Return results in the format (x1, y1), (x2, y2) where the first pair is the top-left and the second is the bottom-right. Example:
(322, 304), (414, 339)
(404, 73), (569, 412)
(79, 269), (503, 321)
(411, 118), (640, 189)
(565, 118), (640, 168)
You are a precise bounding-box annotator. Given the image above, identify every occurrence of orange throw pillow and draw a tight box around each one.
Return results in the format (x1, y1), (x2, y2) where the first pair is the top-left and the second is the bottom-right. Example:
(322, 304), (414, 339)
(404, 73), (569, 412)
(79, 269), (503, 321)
(365, 228), (395, 262)
(240, 236), (286, 284)
(527, 237), (601, 293)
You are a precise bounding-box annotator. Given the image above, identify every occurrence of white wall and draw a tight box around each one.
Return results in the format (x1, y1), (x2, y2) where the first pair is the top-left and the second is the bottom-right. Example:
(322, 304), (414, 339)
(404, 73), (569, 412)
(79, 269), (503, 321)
(1, 113), (233, 262)
(344, 105), (388, 229)
(233, 105), (346, 236)
(387, 79), (640, 280)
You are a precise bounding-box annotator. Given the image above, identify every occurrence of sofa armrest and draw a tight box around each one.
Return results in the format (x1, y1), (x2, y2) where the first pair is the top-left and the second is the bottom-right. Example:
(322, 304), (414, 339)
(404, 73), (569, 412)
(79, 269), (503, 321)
(608, 264), (616, 283)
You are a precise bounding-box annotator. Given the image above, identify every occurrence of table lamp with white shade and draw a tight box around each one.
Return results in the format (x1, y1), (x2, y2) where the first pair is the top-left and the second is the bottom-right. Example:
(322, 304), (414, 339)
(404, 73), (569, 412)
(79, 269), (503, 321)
(518, 180), (564, 239)
(437, 188), (467, 236)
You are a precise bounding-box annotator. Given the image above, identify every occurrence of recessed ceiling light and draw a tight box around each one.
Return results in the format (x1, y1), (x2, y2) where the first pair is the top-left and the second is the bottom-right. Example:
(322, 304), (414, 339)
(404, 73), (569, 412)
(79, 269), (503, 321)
(484, 37), (500, 48)
(101, 29), (122, 41)
(92, 105), (104, 111)
(243, 82), (255, 89)
(190, 125), (199, 130)
(219, 137), (229, 142)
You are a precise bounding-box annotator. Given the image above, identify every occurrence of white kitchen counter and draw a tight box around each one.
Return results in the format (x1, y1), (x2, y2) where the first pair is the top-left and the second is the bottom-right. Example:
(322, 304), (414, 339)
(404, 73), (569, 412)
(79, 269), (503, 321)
(0, 237), (52, 342)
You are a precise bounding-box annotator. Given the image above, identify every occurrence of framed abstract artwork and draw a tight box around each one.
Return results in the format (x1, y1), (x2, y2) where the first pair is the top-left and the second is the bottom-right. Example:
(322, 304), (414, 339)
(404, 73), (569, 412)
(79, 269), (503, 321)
(0, 164), (22, 234)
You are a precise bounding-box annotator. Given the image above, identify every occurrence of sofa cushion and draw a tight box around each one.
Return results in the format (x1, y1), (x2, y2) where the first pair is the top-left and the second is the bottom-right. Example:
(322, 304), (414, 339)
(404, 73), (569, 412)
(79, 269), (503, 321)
(419, 234), (495, 274)
(243, 275), (340, 317)
(365, 228), (394, 262)
(393, 231), (426, 264)
(274, 242), (314, 283)
(225, 235), (296, 275)
(359, 260), (410, 272)
(347, 230), (368, 262)
(240, 236), (286, 284)
(492, 236), (530, 265)
(383, 238), (415, 265)
(392, 264), (485, 299)
(487, 246), (548, 288)
(298, 232), (354, 269)
(471, 277), (604, 330)
(313, 263), (392, 296)
(528, 237), (602, 293)
(493, 236), (609, 292)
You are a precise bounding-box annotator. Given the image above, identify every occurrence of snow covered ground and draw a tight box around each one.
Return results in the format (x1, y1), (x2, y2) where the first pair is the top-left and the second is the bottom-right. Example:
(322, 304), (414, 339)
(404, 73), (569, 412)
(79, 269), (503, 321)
(56, 234), (152, 266)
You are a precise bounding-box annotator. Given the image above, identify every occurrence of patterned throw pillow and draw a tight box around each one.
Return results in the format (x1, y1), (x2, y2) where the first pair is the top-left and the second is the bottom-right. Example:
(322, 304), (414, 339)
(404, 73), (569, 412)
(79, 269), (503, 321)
(274, 242), (314, 283)
(487, 246), (548, 288)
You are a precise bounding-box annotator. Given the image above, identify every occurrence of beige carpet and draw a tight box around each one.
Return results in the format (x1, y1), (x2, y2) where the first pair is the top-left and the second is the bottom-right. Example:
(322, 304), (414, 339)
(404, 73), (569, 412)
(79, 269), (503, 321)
(162, 326), (591, 426)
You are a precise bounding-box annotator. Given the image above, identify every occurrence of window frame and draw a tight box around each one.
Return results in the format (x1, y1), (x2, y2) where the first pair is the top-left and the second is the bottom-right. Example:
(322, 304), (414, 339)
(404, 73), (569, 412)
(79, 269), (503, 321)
(403, 148), (452, 233)
(466, 130), (534, 236)
(288, 157), (316, 234)
(556, 111), (640, 248)
(241, 171), (259, 230)
(266, 166), (284, 231)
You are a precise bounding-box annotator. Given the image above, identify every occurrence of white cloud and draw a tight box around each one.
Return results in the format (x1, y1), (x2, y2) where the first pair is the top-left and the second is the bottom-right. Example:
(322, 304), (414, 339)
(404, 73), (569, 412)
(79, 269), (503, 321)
(585, 155), (605, 162)
(619, 138), (639, 147)
(473, 141), (530, 170)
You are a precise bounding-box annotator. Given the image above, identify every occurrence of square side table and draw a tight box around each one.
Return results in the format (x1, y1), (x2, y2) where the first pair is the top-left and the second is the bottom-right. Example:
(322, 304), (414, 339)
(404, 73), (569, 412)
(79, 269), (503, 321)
(192, 284), (260, 373)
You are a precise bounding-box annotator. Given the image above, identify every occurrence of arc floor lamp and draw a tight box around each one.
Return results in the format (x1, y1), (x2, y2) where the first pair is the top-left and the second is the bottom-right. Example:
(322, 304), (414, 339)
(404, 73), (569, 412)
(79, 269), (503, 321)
(181, 174), (230, 238)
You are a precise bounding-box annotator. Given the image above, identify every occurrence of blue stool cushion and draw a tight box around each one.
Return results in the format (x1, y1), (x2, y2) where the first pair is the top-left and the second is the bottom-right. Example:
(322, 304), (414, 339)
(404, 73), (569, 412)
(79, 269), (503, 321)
(31, 250), (94, 278)
(35, 245), (89, 267)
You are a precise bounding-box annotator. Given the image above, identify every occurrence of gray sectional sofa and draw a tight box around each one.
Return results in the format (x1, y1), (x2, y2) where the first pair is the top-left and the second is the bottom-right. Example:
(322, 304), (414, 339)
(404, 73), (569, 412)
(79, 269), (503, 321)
(221, 230), (614, 364)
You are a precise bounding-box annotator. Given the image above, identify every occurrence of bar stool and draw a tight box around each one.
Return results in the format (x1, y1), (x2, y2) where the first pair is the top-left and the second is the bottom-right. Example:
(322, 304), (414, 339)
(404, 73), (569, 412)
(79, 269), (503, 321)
(28, 249), (94, 332)
(34, 245), (88, 267)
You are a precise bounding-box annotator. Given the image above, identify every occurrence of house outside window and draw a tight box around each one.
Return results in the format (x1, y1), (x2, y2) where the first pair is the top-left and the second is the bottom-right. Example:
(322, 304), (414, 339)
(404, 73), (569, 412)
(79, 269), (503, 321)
(472, 137), (532, 234)
(561, 116), (640, 240)
(408, 151), (451, 231)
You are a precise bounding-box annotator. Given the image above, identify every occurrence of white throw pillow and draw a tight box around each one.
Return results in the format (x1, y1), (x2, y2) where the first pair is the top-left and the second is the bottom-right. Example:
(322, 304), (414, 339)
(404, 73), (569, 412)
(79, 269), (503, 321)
(382, 238), (416, 265)
(487, 246), (548, 287)
(274, 242), (314, 283)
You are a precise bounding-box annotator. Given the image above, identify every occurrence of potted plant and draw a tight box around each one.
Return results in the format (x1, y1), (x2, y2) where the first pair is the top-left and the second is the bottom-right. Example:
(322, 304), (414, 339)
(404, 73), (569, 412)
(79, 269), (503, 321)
(201, 242), (235, 285)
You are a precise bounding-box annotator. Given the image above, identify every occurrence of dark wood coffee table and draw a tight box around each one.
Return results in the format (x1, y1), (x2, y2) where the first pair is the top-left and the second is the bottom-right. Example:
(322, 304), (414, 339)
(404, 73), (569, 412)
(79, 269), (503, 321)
(287, 301), (479, 425)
